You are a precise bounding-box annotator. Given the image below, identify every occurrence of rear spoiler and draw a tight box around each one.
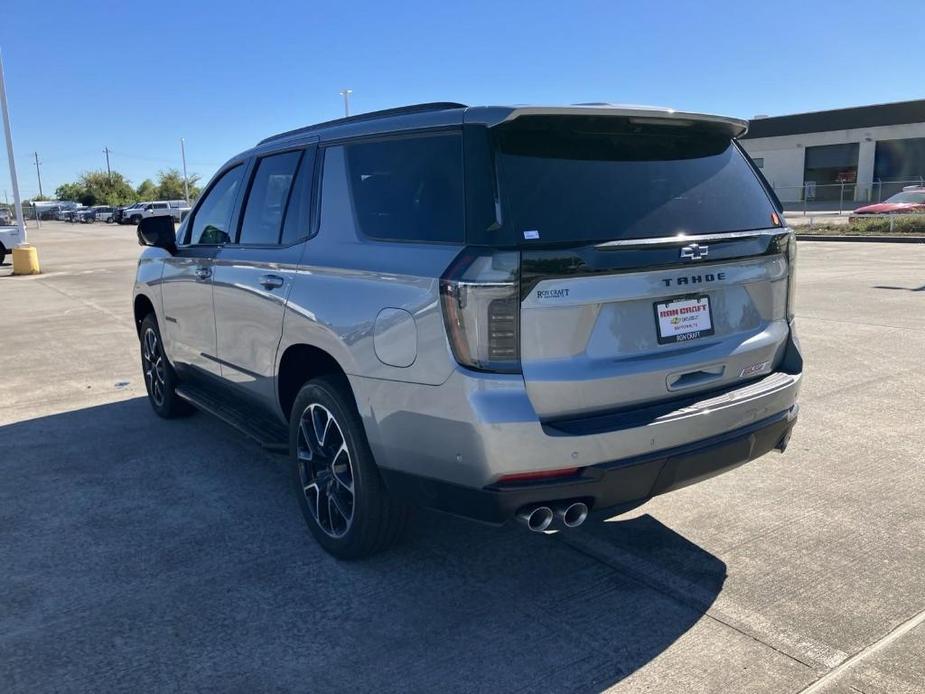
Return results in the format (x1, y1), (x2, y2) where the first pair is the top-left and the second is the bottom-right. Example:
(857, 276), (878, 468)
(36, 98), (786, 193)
(465, 105), (749, 138)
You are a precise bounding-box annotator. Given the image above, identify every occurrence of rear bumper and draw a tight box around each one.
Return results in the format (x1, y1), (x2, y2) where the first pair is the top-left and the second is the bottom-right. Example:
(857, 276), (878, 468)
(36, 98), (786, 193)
(351, 325), (802, 522)
(354, 366), (801, 488)
(380, 404), (798, 524)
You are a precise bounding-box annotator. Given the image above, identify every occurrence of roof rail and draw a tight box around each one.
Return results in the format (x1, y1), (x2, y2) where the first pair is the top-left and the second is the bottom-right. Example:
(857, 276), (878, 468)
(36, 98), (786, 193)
(258, 102), (468, 145)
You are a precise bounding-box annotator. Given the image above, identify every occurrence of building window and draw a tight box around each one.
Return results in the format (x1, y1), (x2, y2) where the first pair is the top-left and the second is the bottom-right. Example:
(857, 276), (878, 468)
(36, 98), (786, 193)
(803, 143), (859, 201)
(873, 137), (925, 200)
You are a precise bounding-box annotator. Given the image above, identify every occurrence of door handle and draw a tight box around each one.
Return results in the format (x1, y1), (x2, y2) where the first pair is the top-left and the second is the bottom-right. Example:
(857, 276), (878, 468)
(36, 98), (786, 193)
(195, 266), (212, 280)
(260, 274), (285, 290)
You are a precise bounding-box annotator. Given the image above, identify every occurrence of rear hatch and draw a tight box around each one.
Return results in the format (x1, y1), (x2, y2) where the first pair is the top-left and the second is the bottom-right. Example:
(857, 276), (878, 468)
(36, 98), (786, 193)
(491, 113), (793, 421)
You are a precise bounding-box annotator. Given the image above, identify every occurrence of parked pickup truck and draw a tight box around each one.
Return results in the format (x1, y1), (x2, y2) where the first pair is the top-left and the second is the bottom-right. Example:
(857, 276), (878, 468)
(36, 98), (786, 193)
(126, 200), (191, 225)
(115, 202), (146, 224)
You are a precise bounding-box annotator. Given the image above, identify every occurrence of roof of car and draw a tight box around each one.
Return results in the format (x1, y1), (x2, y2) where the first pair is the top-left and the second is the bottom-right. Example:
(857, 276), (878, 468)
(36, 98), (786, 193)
(195, 102), (750, 183)
(254, 102), (749, 150)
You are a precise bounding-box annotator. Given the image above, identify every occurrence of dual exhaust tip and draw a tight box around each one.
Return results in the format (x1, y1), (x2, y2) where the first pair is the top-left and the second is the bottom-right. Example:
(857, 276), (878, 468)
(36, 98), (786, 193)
(517, 501), (589, 532)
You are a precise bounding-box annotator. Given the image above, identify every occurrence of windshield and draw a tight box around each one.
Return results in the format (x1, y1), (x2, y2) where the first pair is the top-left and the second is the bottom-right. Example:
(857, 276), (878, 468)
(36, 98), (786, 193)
(492, 116), (776, 245)
(885, 191), (925, 204)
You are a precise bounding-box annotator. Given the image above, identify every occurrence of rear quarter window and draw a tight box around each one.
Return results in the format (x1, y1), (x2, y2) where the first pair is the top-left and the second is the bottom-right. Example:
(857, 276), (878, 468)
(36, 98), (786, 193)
(322, 133), (464, 244)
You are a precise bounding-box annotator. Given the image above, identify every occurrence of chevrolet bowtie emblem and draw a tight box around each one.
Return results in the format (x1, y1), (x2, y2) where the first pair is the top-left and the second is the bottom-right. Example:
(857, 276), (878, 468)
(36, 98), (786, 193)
(680, 243), (709, 261)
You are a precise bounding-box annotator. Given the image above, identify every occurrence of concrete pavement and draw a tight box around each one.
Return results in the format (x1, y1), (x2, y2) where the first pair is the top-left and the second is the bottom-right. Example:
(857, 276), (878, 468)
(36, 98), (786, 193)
(1, 222), (923, 692)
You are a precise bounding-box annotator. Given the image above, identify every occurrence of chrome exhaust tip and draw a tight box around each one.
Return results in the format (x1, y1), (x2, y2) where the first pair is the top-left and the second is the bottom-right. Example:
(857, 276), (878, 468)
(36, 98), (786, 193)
(516, 505), (554, 532)
(557, 502), (589, 528)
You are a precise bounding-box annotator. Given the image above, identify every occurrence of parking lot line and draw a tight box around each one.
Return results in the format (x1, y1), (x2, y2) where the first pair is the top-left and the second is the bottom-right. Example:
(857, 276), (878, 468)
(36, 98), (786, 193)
(561, 529), (848, 672)
(797, 607), (925, 693)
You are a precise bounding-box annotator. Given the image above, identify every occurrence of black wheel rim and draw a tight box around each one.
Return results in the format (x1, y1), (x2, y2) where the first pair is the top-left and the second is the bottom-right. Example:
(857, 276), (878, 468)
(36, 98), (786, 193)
(141, 327), (166, 407)
(297, 403), (355, 538)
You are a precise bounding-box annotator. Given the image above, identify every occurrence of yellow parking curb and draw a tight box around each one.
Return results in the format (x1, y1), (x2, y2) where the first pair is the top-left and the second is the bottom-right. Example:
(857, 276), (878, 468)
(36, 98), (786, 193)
(12, 243), (40, 275)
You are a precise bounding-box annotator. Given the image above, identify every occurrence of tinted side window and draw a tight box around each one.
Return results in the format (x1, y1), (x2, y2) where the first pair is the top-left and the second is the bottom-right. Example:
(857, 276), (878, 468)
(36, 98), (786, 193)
(188, 165), (244, 245)
(280, 148), (316, 245)
(238, 151), (302, 245)
(340, 133), (464, 243)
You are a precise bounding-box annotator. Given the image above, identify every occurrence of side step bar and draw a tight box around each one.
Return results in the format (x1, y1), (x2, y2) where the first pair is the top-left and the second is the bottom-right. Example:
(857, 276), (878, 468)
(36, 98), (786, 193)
(175, 382), (289, 454)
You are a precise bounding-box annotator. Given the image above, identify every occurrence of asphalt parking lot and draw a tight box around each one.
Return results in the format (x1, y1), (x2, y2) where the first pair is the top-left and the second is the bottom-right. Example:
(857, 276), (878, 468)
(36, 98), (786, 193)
(1, 221), (924, 693)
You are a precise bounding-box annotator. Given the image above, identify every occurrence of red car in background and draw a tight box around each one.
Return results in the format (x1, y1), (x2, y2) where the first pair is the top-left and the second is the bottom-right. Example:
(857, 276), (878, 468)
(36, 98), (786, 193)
(853, 188), (925, 215)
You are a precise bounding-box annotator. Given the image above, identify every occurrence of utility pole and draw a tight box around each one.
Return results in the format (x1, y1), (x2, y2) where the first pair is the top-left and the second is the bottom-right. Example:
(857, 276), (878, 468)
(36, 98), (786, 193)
(103, 146), (112, 180)
(338, 89), (352, 117)
(180, 137), (190, 203)
(33, 151), (43, 199)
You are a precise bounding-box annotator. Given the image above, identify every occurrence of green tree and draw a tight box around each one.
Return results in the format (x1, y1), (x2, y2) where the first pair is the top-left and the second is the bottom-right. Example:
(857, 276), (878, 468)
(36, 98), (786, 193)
(55, 171), (136, 206)
(155, 168), (201, 201)
(136, 179), (158, 201)
(55, 183), (84, 202)
(79, 170), (136, 206)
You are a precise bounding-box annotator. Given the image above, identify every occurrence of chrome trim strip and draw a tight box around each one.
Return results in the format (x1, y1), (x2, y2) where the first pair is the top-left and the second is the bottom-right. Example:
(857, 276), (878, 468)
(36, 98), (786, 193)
(594, 228), (790, 250)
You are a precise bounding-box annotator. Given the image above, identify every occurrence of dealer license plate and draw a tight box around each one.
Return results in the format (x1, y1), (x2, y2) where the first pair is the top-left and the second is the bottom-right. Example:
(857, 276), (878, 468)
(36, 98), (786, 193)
(654, 296), (714, 344)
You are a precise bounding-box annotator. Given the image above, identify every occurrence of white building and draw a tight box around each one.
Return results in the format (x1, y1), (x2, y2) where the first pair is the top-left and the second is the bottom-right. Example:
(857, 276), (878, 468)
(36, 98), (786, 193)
(739, 99), (925, 207)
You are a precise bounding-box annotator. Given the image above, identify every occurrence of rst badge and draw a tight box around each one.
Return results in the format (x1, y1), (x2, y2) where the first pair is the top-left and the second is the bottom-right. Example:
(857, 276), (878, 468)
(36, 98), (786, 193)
(740, 360), (771, 378)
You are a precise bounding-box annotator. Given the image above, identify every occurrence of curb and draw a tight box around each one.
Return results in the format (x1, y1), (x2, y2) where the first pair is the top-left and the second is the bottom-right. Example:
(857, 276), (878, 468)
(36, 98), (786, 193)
(795, 234), (925, 243)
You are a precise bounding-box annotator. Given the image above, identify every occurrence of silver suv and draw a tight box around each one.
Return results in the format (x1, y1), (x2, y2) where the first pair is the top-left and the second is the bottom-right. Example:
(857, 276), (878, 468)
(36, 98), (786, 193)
(133, 103), (801, 559)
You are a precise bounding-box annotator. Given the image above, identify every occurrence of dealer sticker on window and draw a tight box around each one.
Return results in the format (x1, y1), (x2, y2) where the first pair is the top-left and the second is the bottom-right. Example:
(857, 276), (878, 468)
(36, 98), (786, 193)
(654, 296), (714, 344)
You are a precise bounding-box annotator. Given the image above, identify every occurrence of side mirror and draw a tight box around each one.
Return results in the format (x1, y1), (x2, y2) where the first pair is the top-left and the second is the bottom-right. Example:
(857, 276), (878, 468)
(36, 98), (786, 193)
(137, 215), (177, 253)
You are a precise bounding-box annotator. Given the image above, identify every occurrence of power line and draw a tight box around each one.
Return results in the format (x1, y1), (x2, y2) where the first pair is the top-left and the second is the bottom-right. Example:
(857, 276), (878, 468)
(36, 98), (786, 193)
(108, 148), (219, 168)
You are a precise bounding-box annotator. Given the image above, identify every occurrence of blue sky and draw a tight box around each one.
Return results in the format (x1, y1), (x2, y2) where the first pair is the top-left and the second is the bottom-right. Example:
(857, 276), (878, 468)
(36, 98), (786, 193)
(2, 0), (924, 199)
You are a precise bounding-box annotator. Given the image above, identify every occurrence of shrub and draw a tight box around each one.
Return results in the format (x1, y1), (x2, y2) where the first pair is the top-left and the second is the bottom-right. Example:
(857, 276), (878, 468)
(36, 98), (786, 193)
(799, 214), (925, 235)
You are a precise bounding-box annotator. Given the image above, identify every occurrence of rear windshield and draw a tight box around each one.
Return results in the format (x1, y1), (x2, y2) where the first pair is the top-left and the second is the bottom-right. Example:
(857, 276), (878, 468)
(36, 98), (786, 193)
(492, 116), (776, 245)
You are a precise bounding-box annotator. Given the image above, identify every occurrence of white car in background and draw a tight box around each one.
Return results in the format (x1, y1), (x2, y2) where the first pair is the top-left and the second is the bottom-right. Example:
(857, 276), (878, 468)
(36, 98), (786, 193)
(126, 200), (191, 225)
(116, 202), (147, 224)
(0, 224), (23, 265)
(93, 206), (116, 223)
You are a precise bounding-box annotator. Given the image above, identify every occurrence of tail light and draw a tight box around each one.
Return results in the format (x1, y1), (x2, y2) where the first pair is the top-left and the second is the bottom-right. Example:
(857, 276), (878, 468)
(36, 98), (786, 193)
(786, 230), (797, 321)
(440, 249), (521, 374)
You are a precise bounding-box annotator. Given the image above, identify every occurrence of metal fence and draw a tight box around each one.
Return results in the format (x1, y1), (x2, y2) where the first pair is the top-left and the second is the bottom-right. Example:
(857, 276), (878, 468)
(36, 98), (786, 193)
(772, 178), (925, 215)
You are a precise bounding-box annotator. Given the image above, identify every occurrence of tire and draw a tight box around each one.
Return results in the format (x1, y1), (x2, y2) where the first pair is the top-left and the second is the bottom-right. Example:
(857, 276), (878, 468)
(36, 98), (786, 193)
(0, 243), (6, 266)
(290, 375), (409, 559)
(139, 314), (193, 418)
(130, 215), (142, 225)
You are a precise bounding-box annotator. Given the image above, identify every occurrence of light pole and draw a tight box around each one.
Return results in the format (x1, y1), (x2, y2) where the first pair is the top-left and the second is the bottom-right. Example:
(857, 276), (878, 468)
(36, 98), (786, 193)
(103, 146), (112, 181)
(180, 137), (190, 204)
(0, 49), (26, 242)
(0, 48), (39, 273)
(338, 89), (352, 117)
(33, 152), (43, 199)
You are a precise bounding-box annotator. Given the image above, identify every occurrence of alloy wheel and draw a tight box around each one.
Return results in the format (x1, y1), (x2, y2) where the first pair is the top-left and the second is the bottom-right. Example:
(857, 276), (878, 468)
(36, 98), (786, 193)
(297, 403), (356, 538)
(142, 327), (166, 407)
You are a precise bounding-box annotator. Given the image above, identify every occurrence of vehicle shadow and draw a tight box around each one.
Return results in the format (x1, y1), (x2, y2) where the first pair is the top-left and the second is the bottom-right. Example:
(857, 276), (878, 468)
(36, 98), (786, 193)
(873, 284), (925, 292)
(0, 398), (726, 693)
